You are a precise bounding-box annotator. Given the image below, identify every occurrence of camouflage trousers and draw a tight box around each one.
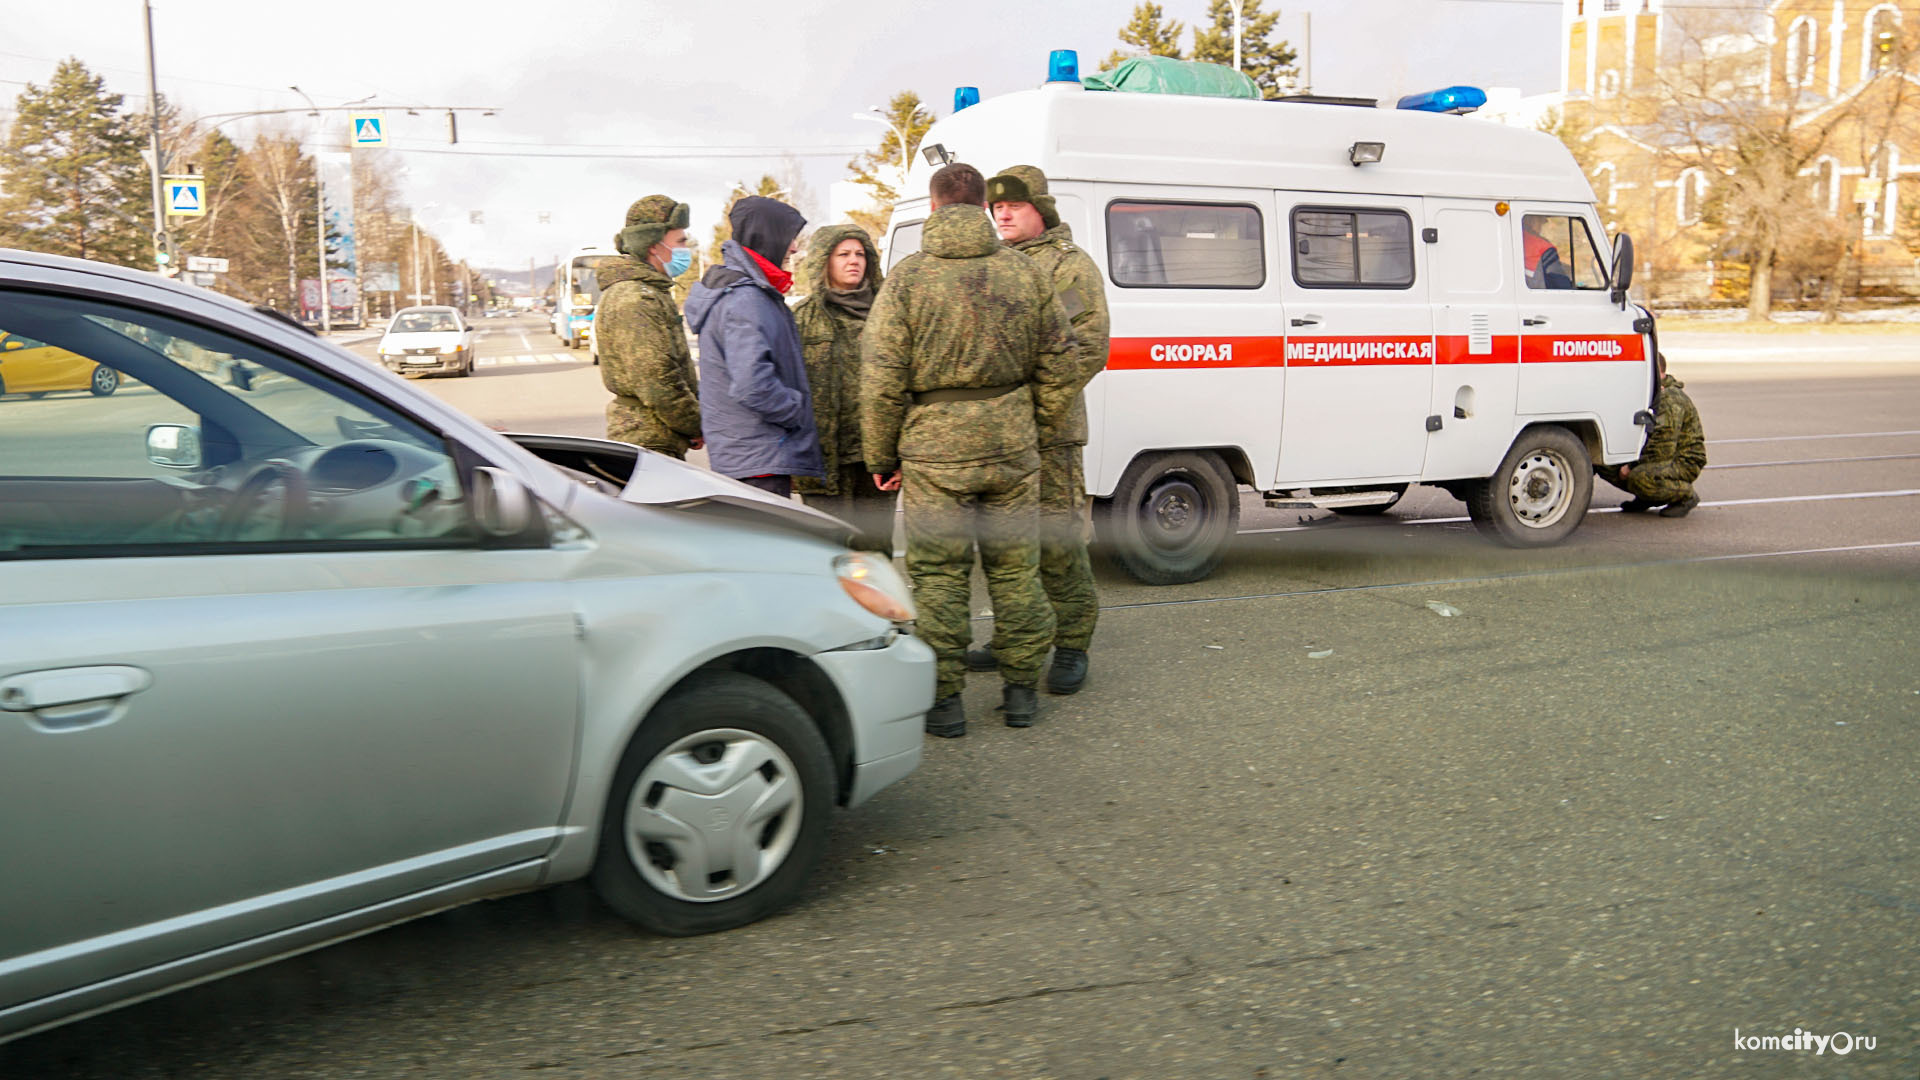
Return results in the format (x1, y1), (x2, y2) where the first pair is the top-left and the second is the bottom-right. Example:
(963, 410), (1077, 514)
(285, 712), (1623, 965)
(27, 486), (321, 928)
(802, 462), (897, 555)
(984, 445), (1097, 652)
(1597, 460), (1698, 505)
(902, 456), (1054, 701)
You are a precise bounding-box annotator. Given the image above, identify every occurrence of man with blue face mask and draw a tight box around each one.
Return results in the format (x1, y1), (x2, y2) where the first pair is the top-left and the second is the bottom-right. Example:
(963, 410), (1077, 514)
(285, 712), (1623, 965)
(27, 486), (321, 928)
(599, 194), (704, 458)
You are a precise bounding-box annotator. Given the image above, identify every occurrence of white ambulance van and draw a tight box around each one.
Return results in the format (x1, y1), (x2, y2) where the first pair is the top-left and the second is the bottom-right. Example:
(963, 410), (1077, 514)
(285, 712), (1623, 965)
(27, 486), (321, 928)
(882, 62), (1656, 584)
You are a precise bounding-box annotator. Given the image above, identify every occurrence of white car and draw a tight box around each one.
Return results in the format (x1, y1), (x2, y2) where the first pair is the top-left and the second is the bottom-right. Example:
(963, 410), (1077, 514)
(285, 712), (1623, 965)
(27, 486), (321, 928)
(0, 248), (933, 1043)
(376, 305), (475, 377)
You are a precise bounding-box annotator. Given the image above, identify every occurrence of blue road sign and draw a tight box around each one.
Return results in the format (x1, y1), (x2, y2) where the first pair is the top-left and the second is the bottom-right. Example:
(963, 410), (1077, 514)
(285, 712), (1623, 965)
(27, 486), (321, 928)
(350, 113), (386, 146)
(164, 175), (205, 217)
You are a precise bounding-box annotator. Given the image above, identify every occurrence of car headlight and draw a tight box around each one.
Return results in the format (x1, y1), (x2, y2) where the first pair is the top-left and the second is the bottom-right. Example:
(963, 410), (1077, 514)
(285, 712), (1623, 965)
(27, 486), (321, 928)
(439, 343), (466, 354)
(834, 551), (914, 622)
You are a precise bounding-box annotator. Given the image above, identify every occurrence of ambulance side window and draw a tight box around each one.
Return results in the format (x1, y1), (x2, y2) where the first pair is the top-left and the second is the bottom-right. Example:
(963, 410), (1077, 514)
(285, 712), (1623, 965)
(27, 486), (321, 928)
(1105, 201), (1264, 289)
(1291, 208), (1415, 288)
(886, 221), (925, 270)
(1521, 214), (1607, 291)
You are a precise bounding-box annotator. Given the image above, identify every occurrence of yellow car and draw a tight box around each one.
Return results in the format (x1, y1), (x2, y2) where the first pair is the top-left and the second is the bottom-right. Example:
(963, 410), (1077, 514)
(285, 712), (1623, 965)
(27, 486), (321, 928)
(0, 330), (121, 397)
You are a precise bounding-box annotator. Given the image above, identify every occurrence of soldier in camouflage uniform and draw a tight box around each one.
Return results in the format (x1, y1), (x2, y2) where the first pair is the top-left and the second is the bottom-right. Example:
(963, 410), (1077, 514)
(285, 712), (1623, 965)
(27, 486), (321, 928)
(862, 163), (1079, 737)
(965, 166), (1110, 695)
(793, 223), (893, 553)
(1597, 353), (1706, 517)
(598, 195), (703, 458)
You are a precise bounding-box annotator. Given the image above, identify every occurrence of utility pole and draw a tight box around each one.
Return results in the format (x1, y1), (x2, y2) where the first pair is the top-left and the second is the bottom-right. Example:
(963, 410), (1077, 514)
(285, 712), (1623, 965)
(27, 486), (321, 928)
(142, 0), (170, 273)
(290, 86), (331, 332)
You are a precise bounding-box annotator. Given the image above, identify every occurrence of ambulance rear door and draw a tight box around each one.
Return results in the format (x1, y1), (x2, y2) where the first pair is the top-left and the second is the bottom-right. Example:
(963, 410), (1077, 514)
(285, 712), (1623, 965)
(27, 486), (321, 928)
(1422, 198), (1520, 480)
(1511, 203), (1649, 459)
(1276, 194), (1435, 485)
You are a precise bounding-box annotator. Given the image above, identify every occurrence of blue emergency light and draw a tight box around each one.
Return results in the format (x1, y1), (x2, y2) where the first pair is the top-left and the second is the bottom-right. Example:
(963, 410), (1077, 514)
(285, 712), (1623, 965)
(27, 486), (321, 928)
(954, 86), (980, 112)
(1396, 85), (1488, 114)
(1047, 49), (1080, 84)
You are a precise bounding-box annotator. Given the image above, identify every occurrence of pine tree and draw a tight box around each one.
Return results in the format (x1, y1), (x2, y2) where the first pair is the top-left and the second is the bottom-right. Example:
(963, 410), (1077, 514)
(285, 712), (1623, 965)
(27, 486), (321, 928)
(1191, 0), (1299, 99)
(1102, 2), (1186, 73)
(845, 91), (934, 208)
(0, 58), (151, 266)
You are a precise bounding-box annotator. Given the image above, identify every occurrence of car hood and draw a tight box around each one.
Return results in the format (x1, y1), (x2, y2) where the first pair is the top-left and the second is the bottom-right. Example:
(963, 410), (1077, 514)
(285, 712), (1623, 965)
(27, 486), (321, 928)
(502, 432), (855, 547)
(380, 331), (464, 349)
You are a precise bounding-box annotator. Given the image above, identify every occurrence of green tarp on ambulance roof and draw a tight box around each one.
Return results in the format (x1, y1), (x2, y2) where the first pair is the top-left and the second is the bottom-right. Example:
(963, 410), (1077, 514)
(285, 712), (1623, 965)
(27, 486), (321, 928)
(1081, 57), (1260, 100)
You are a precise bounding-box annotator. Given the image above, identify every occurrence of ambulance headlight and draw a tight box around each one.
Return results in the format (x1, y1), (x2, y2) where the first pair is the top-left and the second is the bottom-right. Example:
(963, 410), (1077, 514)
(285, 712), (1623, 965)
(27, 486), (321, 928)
(1349, 141), (1386, 167)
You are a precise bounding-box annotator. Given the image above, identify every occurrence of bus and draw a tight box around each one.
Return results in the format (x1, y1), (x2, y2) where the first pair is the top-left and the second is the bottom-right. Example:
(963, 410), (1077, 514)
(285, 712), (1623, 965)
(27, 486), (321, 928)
(551, 245), (617, 348)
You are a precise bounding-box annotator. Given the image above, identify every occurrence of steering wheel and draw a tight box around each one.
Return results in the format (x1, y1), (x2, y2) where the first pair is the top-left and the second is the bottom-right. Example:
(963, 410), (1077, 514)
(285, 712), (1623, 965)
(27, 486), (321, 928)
(215, 460), (310, 541)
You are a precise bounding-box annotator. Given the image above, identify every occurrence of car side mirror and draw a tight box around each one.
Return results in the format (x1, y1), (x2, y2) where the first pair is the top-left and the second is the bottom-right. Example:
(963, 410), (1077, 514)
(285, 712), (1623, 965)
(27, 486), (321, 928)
(471, 466), (533, 536)
(1610, 232), (1635, 308)
(146, 424), (202, 469)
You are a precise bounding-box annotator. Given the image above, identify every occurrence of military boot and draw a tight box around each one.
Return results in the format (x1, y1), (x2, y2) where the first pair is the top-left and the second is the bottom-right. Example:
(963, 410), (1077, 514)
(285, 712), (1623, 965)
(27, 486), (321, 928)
(924, 694), (966, 739)
(1618, 498), (1656, 514)
(964, 643), (997, 672)
(1001, 684), (1038, 728)
(1658, 493), (1700, 518)
(1046, 648), (1088, 695)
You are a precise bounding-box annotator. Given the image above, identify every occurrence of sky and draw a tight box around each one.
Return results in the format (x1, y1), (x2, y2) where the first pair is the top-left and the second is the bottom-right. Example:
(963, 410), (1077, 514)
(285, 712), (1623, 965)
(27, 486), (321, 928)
(3, 0), (1563, 272)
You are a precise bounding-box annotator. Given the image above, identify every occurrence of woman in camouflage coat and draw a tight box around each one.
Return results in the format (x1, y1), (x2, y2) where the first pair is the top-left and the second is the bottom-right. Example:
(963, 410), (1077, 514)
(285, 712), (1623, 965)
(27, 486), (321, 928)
(792, 223), (893, 552)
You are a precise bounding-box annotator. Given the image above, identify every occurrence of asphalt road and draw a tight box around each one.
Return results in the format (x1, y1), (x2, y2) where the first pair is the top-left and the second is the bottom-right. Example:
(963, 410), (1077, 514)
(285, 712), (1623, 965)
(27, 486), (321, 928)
(6, 317), (1916, 1078)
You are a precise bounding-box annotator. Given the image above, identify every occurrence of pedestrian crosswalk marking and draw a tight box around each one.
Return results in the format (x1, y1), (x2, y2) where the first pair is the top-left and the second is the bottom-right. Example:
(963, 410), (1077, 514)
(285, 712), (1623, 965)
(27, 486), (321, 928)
(474, 353), (578, 367)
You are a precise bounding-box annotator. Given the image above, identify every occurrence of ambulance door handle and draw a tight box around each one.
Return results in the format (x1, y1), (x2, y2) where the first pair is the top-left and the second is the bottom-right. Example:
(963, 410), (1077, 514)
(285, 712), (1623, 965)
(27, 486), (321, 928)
(1522, 316), (1549, 327)
(1290, 316), (1321, 327)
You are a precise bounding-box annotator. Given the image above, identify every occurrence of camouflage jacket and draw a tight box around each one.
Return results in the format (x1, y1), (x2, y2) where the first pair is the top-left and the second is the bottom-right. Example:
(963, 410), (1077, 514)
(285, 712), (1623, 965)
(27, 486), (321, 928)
(861, 204), (1077, 471)
(1643, 374), (1707, 474)
(792, 224), (882, 495)
(596, 257), (701, 455)
(1012, 222), (1110, 448)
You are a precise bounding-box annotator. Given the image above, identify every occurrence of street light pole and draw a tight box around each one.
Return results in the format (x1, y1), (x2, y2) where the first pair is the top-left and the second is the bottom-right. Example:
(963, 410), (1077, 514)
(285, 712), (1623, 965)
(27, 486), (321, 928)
(1231, 0), (1246, 73)
(290, 86), (329, 332)
(852, 104), (929, 194)
(142, 0), (169, 271)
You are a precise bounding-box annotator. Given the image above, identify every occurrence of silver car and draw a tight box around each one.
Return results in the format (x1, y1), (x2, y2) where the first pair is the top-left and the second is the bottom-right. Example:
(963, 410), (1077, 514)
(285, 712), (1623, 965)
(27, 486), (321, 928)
(0, 250), (932, 1044)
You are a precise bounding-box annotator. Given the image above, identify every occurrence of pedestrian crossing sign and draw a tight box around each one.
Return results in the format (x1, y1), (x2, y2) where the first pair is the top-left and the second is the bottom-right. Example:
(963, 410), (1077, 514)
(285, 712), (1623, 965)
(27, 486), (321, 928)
(350, 113), (386, 146)
(164, 175), (205, 217)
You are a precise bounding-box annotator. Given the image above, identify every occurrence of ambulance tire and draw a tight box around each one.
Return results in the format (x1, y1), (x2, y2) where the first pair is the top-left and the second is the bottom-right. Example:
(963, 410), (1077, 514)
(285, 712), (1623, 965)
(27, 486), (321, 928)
(1097, 450), (1239, 586)
(1466, 425), (1592, 547)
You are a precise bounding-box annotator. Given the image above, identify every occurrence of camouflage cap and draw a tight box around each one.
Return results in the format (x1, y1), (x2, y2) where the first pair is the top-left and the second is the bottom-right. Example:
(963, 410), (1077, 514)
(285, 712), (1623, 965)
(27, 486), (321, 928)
(986, 165), (1058, 229)
(615, 194), (690, 256)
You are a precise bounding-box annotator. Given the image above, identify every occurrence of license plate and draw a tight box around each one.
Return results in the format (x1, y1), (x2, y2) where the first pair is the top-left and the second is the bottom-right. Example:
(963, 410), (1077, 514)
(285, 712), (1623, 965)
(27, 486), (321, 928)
(405, 356), (440, 365)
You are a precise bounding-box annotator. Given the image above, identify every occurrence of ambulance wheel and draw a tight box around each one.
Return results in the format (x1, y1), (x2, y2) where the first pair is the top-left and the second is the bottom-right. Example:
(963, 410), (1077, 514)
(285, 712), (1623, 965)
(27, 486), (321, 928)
(1324, 484), (1407, 516)
(1466, 425), (1591, 547)
(1097, 450), (1239, 585)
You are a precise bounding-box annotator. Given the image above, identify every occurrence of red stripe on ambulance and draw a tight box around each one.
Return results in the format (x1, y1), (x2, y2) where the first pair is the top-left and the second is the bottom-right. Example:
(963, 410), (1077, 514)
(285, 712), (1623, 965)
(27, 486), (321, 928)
(1107, 337), (1286, 370)
(1520, 334), (1643, 363)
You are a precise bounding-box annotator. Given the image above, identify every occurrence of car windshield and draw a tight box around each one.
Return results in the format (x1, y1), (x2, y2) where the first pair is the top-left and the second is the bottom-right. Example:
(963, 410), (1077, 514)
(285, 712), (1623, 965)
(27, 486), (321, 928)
(391, 312), (459, 333)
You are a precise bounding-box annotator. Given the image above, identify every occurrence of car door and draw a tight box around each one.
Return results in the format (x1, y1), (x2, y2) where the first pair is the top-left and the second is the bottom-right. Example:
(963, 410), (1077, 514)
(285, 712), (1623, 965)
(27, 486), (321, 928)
(0, 332), (91, 394)
(1276, 194), (1435, 485)
(1512, 203), (1651, 458)
(0, 287), (581, 1013)
(1422, 198), (1522, 480)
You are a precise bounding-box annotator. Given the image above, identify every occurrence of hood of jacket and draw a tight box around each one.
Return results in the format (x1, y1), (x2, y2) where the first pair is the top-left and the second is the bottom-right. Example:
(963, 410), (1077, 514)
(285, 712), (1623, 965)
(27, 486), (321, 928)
(798, 223), (882, 299)
(921, 204), (1001, 260)
(1661, 373), (1685, 390)
(729, 196), (807, 268)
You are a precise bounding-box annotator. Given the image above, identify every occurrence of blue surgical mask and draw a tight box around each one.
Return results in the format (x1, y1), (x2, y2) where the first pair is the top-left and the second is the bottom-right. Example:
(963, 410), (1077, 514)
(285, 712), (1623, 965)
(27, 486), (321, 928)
(664, 248), (692, 277)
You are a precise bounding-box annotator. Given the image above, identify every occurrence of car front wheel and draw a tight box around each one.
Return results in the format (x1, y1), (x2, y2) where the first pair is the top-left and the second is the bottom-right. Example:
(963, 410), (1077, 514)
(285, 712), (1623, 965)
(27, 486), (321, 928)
(591, 672), (834, 936)
(90, 365), (120, 396)
(1465, 425), (1592, 547)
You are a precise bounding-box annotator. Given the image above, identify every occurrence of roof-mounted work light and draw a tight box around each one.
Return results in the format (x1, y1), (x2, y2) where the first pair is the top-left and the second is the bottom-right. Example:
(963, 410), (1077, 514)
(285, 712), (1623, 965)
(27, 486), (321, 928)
(1395, 85), (1488, 114)
(922, 143), (954, 166)
(1349, 141), (1386, 166)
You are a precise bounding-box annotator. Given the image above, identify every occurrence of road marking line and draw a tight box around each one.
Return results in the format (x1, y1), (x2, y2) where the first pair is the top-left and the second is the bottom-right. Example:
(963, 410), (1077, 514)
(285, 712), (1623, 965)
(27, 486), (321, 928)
(1705, 453), (1920, 470)
(1238, 488), (1920, 534)
(1094, 539), (1920, 615)
(1711, 429), (1920, 444)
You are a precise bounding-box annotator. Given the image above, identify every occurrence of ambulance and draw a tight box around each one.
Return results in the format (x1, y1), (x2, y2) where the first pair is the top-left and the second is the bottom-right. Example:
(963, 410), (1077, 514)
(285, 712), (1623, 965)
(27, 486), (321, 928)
(882, 54), (1657, 585)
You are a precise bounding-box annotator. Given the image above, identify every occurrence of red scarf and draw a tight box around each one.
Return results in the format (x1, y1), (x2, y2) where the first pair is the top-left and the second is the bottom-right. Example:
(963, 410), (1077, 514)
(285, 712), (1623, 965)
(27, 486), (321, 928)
(745, 247), (792, 294)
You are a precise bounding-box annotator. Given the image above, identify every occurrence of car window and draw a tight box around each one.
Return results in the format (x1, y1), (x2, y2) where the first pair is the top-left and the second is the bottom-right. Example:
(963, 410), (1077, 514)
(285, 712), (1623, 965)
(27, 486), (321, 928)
(1107, 201), (1264, 289)
(392, 312), (461, 333)
(0, 290), (476, 557)
(1522, 214), (1608, 291)
(1291, 207), (1416, 288)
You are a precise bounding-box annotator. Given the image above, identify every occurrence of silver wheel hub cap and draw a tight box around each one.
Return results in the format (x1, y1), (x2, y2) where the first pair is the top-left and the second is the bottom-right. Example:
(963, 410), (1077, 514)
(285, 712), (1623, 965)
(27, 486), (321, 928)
(1507, 449), (1572, 528)
(624, 728), (802, 903)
